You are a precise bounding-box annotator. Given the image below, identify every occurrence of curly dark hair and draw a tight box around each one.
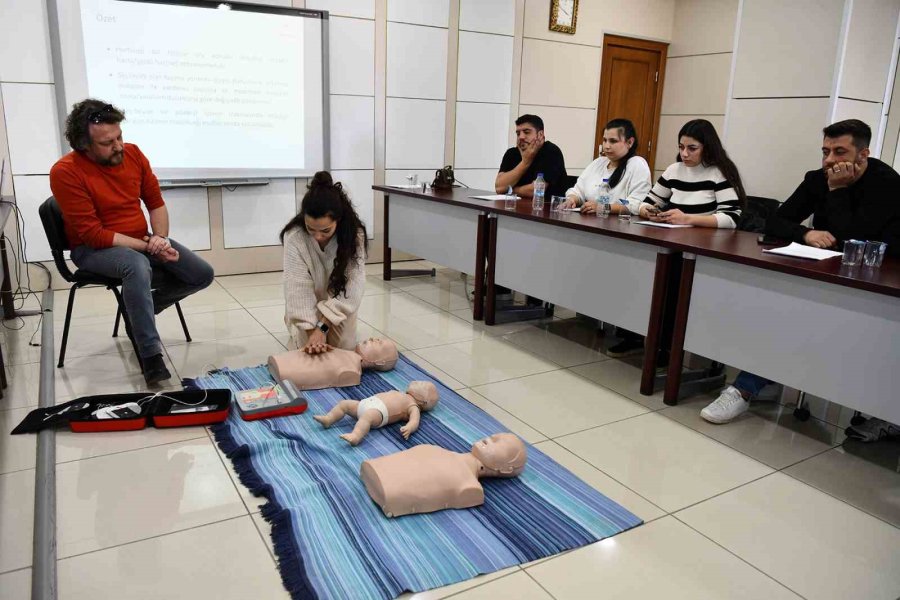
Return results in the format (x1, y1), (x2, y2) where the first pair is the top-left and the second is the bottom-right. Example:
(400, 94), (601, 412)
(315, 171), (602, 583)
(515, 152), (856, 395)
(64, 99), (125, 152)
(280, 171), (368, 298)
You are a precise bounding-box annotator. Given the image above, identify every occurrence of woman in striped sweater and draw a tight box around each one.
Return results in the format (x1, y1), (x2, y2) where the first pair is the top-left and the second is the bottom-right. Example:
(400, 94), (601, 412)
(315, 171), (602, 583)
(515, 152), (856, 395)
(280, 171), (368, 355)
(639, 119), (745, 227)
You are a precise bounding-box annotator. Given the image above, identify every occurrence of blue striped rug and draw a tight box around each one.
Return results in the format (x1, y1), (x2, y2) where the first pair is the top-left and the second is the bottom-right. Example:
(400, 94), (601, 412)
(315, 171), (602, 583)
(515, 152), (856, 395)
(189, 355), (641, 599)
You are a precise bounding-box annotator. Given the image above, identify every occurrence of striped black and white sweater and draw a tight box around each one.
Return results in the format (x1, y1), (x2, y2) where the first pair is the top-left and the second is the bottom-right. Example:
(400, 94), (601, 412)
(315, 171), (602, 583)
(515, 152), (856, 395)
(641, 162), (741, 228)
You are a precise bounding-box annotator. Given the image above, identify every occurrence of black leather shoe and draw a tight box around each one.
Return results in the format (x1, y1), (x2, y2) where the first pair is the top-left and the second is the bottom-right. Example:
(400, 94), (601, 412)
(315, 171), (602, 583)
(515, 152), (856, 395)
(143, 353), (172, 385)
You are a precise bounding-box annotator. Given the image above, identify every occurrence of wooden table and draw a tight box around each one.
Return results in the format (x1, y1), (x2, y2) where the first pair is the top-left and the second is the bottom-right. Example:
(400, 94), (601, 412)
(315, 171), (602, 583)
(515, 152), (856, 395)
(375, 185), (900, 422)
(661, 232), (900, 424)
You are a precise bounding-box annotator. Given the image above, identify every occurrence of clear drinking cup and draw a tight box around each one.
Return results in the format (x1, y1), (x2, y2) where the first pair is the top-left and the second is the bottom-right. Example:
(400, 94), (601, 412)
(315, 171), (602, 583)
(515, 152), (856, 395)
(617, 200), (631, 222)
(841, 239), (865, 266)
(863, 241), (887, 267)
(550, 196), (565, 213)
(504, 193), (517, 210)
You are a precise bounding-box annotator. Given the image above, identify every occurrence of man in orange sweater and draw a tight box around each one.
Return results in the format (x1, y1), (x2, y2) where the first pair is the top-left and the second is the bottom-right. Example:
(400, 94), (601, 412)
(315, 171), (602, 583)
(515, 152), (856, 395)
(49, 99), (214, 385)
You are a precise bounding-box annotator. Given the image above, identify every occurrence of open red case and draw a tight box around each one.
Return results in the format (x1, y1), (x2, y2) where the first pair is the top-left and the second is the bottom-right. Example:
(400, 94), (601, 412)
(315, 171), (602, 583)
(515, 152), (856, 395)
(68, 389), (232, 433)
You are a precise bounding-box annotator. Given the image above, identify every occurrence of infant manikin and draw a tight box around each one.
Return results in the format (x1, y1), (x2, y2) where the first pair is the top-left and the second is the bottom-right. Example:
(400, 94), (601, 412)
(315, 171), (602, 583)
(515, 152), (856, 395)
(267, 338), (399, 390)
(360, 433), (527, 517)
(313, 381), (439, 446)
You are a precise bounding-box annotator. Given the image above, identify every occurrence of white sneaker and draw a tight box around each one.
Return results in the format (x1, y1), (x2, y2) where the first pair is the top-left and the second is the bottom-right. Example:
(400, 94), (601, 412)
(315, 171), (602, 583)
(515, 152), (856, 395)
(701, 386), (749, 424)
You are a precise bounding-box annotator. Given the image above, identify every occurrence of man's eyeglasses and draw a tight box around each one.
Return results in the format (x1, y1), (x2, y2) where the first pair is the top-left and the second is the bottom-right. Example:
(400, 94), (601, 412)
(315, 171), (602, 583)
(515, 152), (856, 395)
(87, 104), (115, 125)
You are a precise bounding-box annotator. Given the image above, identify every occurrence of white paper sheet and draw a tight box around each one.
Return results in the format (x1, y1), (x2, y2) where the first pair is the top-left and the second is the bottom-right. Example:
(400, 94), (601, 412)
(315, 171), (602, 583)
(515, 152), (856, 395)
(762, 242), (843, 260)
(560, 207), (582, 212)
(631, 221), (693, 229)
(469, 194), (521, 201)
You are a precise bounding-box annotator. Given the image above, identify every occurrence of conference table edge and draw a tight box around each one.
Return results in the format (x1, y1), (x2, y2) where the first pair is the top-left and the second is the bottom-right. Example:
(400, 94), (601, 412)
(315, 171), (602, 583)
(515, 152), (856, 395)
(373, 186), (900, 299)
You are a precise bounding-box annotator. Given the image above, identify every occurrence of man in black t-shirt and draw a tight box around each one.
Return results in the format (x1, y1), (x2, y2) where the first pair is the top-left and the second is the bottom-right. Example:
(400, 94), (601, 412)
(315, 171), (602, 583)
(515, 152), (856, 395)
(495, 114), (567, 198)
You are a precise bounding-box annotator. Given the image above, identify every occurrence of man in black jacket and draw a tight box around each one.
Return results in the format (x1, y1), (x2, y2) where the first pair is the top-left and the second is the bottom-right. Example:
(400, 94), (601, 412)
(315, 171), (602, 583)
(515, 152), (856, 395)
(765, 119), (900, 256)
(700, 120), (900, 439)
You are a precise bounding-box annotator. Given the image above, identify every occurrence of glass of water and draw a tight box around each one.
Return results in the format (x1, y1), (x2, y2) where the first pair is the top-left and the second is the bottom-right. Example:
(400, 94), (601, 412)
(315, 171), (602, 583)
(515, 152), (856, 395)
(504, 187), (517, 210)
(617, 200), (631, 222)
(841, 239), (865, 266)
(863, 241), (887, 267)
(406, 173), (418, 186)
(550, 196), (565, 213)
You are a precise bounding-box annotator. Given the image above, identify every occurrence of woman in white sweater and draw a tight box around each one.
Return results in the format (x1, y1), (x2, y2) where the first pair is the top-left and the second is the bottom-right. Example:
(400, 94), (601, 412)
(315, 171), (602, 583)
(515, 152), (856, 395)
(280, 171), (367, 354)
(640, 119), (745, 228)
(562, 118), (651, 215)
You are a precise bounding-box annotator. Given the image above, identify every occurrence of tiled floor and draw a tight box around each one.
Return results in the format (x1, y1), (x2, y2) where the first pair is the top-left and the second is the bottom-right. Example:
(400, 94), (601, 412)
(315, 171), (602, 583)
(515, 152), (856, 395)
(1, 262), (899, 600)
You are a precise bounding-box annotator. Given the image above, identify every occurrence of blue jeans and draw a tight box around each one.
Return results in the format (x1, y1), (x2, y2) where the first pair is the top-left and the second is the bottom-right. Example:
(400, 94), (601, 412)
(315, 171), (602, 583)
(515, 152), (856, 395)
(70, 239), (214, 359)
(733, 371), (773, 397)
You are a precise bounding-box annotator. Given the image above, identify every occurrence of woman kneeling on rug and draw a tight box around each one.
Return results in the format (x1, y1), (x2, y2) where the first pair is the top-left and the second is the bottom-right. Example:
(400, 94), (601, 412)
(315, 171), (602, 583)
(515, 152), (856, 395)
(281, 171), (368, 354)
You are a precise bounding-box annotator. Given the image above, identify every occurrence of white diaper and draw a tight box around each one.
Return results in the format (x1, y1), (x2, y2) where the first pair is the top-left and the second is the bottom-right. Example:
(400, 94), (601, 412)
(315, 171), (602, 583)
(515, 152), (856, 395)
(357, 395), (389, 428)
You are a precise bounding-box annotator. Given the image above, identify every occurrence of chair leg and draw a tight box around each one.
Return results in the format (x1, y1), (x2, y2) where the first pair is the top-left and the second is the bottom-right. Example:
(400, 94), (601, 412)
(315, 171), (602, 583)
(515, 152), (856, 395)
(793, 391), (810, 421)
(113, 304), (121, 338)
(110, 287), (144, 371)
(58, 285), (79, 368)
(175, 302), (191, 342)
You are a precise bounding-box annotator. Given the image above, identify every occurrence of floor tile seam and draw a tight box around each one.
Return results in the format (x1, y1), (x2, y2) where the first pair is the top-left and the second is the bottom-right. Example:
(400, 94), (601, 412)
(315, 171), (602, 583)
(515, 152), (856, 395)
(460, 365), (565, 388)
(777, 466), (900, 532)
(54, 513), (253, 564)
(463, 391), (556, 442)
(50, 434), (216, 467)
(546, 408), (657, 442)
(248, 511), (278, 565)
(562, 363), (664, 408)
(520, 568), (560, 599)
(669, 512), (810, 600)
(669, 470), (780, 515)
(0, 402), (39, 414)
(652, 408), (839, 471)
(500, 336), (612, 370)
(208, 426), (260, 517)
(538, 435), (669, 518)
(0, 565), (31, 577)
(438, 568), (524, 600)
(614, 405), (778, 475)
(50, 433), (213, 469)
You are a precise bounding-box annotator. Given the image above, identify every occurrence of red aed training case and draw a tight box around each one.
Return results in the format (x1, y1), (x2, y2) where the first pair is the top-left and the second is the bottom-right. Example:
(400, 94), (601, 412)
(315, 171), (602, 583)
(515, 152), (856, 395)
(68, 389), (232, 433)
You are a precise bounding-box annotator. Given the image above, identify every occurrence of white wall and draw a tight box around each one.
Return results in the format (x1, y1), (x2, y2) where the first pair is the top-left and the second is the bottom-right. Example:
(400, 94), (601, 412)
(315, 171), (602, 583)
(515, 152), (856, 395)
(724, 0), (900, 201)
(656, 0), (738, 181)
(520, 0), (676, 175)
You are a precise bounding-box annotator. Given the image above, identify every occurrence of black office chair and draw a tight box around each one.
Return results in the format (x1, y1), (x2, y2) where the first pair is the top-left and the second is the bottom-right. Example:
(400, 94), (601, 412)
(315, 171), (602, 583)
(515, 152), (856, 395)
(739, 196), (781, 232)
(38, 197), (191, 369)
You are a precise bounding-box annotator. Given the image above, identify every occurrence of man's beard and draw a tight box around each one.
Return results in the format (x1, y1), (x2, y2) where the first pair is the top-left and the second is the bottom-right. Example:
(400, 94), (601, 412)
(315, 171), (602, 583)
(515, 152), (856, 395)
(97, 152), (124, 167)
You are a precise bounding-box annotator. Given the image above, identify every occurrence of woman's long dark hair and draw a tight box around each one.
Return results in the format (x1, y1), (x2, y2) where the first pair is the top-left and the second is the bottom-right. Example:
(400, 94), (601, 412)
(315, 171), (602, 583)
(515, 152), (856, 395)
(677, 119), (747, 208)
(280, 171), (368, 298)
(604, 118), (638, 189)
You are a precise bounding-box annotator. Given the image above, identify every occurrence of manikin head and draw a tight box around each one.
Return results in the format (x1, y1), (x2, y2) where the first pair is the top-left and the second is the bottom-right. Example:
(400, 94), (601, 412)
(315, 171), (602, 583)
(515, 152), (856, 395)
(355, 338), (399, 371)
(471, 433), (527, 478)
(406, 381), (439, 411)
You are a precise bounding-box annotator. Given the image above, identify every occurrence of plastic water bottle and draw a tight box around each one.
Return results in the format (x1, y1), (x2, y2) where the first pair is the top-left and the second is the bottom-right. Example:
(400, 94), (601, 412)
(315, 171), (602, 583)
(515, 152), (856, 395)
(504, 185), (516, 210)
(533, 173), (546, 211)
(597, 179), (611, 217)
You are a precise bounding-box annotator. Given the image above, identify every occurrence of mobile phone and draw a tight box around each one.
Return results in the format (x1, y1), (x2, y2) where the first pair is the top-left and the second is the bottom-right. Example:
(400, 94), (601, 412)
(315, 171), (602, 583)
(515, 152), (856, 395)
(645, 206), (660, 216)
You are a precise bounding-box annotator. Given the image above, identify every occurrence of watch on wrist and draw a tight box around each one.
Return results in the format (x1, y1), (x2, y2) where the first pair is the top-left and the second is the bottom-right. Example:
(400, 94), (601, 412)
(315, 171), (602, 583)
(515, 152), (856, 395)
(315, 320), (330, 334)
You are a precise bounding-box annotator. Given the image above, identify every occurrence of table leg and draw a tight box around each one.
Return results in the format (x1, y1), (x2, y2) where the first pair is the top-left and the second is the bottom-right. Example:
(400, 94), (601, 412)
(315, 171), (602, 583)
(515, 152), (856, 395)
(664, 253), (697, 405)
(382, 192), (438, 280)
(640, 249), (674, 395)
(473, 213), (487, 321)
(484, 215), (497, 326)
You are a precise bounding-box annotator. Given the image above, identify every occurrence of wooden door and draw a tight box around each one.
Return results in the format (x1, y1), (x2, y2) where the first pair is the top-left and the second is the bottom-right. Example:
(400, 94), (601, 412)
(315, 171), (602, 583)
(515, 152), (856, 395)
(596, 35), (668, 172)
